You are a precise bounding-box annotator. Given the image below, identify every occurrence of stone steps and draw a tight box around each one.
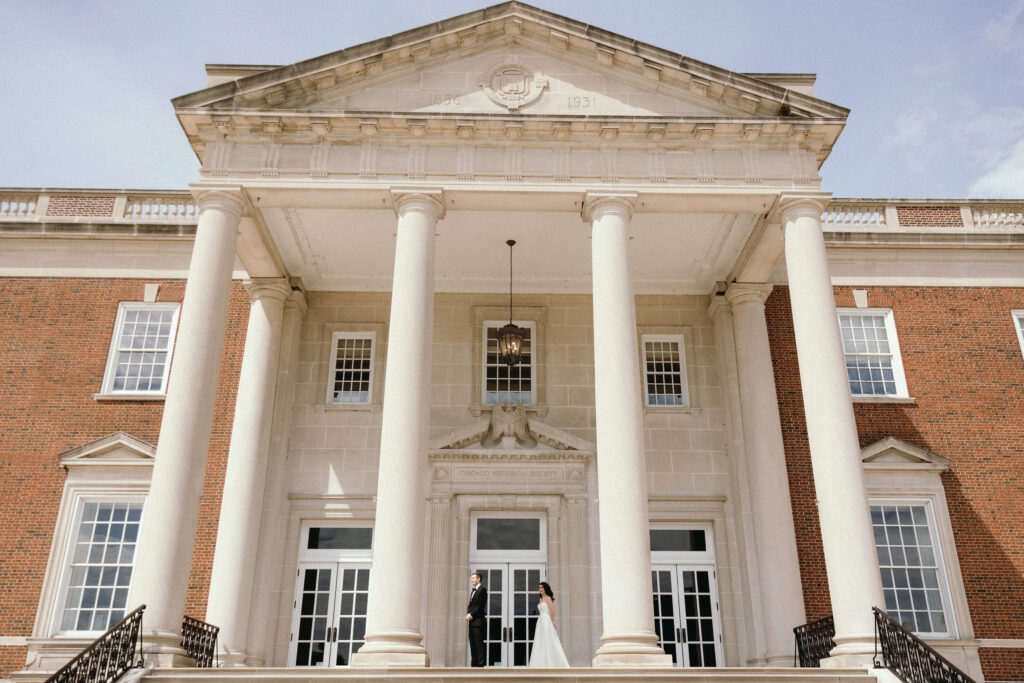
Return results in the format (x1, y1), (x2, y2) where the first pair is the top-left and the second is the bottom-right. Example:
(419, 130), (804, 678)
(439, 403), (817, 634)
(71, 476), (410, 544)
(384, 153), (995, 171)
(137, 666), (883, 683)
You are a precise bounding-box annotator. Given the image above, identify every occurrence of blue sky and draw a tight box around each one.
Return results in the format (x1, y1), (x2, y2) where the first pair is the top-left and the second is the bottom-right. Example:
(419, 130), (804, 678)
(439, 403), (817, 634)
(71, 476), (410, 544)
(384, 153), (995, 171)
(2, 0), (1022, 198)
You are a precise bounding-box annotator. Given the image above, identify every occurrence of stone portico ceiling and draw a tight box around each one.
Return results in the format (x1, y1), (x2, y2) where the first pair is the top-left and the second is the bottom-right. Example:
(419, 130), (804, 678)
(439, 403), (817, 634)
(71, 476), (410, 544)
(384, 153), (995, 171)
(173, 2), (848, 293)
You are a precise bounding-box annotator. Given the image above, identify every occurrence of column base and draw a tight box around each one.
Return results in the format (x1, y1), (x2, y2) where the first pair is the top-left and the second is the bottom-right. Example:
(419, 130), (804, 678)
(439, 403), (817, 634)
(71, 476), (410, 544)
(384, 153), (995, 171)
(140, 629), (195, 668)
(820, 632), (880, 670)
(592, 632), (673, 668)
(214, 647), (248, 667)
(350, 631), (430, 668)
(349, 651), (430, 668)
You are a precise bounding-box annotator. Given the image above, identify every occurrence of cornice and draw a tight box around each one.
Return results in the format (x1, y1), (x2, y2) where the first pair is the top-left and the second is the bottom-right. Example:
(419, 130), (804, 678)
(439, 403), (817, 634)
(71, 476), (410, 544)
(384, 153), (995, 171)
(172, 3), (848, 119)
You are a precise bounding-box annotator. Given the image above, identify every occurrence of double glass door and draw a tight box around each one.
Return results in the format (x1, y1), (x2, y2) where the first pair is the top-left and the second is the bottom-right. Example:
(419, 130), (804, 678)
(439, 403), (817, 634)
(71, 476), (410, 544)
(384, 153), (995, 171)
(289, 562), (370, 667)
(471, 563), (544, 667)
(651, 564), (722, 667)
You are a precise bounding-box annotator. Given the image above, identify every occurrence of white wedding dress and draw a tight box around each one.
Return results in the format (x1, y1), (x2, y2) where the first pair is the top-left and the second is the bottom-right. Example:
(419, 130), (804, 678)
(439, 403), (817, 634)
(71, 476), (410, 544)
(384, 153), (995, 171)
(528, 600), (570, 668)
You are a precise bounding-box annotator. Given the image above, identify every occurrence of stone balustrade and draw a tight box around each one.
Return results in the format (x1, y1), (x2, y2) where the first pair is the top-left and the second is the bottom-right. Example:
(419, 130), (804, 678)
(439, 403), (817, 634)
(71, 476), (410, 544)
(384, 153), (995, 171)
(2, 189), (1021, 233)
(823, 199), (1024, 231)
(0, 189), (198, 223)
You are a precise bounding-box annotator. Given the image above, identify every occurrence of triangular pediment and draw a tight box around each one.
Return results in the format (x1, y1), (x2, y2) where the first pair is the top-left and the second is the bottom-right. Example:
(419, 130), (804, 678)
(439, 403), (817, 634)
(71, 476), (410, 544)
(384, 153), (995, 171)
(58, 432), (156, 469)
(174, 2), (847, 135)
(861, 436), (950, 471)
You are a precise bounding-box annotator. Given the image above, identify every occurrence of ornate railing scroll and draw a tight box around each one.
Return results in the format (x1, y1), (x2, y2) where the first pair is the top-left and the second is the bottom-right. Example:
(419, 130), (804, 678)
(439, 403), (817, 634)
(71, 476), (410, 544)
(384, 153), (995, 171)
(181, 615), (219, 668)
(873, 607), (976, 683)
(46, 605), (145, 683)
(794, 615), (835, 667)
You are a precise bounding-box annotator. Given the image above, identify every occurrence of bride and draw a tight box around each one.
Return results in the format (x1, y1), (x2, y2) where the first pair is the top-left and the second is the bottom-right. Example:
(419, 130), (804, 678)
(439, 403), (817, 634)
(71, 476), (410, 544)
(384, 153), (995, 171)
(528, 581), (570, 668)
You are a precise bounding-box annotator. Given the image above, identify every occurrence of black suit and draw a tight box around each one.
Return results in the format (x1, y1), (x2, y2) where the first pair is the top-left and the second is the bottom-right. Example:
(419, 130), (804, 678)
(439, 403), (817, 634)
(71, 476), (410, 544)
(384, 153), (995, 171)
(467, 584), (488, 667)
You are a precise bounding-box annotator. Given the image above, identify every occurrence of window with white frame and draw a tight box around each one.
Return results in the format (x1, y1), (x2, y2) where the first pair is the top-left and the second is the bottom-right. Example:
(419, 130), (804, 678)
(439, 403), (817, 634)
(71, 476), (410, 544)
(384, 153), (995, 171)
(328, 332), (376, 404)
(101, 302), (179, 394)
(1013, 311), (1024, 359)
(871, 501), (954, 637)
(56, 499), (144, 633)
(483, 321), (535, 405)
(838, 309), (908, 398)
(642, 335), (689, 407)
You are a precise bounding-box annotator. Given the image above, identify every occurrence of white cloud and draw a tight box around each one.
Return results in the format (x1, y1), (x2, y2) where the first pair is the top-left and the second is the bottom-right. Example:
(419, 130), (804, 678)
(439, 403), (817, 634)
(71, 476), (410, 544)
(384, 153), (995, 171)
(969, 138), (1024, 198)
(984, 0), (1024, 54)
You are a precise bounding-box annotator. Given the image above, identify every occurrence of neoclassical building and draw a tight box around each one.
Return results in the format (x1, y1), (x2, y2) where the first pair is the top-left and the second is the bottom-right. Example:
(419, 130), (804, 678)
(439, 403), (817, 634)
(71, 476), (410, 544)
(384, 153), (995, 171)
(2, 3), (1024, 682)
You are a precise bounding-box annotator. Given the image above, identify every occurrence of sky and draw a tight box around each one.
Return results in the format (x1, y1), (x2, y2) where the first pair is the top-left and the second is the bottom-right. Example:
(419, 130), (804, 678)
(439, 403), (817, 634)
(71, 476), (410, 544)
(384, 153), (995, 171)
(1, 0), (1022, 199)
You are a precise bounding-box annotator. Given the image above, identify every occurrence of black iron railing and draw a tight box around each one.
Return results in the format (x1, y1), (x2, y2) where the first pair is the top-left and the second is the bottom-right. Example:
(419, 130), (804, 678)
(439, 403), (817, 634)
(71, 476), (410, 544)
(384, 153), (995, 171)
(46, 605), (145, 683)
(181, 615), (219, 668)
(794, 615), (835, 668)
(873, 607), (976, 683)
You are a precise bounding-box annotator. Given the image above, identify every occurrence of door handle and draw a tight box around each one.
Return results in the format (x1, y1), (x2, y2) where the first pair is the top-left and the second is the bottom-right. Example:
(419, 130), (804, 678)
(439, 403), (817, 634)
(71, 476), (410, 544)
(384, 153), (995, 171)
(675, 627), (681, 643)
(680, 628), (687, 643)
(331, 626), (337, 642)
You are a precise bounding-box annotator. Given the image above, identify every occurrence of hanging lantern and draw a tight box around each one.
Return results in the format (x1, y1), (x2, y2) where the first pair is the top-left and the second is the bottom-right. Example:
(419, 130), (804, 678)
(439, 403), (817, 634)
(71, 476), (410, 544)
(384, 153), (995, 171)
(496, 239), (527, 366)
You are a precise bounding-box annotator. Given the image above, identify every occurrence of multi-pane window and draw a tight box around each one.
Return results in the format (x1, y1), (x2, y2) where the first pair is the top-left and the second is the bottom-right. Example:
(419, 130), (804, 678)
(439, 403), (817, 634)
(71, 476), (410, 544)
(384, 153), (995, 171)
(329, 333), (375, 404)
(483, 322), (534, 405)
(58, 501), (143, 633)
(838, 310), (908, 397)
(871, 503), (952, 637)
(642, 335), (689, 407)
(1013, 311), (1024, 359)
(101, 303), (179, 394)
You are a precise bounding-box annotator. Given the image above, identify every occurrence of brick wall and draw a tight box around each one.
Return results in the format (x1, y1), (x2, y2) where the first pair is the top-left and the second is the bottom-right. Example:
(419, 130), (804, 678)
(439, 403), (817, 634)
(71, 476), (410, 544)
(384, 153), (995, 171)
(0, 277), (248, 678)
(44, 196), (116, 217)
(766, 285), (1024, 681)
(895, 206), (964, 227)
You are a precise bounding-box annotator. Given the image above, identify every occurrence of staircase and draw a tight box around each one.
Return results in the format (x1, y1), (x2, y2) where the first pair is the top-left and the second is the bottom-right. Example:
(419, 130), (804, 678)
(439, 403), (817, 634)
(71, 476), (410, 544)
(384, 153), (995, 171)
(141, 667), (883, 683)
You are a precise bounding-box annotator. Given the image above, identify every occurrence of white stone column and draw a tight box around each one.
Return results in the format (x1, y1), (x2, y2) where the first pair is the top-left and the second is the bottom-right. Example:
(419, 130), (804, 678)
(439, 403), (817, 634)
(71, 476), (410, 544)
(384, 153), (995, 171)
(248, 289), (307, 665)
(781, 195), (885, 666)
(127, 191), (243, 665)
(725, 283), (806, 666)
(205, 278), (292, 666)
(584, 192), (672, 668)
(351, 190), (443, 668)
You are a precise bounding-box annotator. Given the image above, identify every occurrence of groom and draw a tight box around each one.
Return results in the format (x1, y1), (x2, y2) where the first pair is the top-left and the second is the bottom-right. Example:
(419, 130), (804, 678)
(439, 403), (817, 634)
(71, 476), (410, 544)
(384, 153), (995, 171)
(465, 571), (487, 667)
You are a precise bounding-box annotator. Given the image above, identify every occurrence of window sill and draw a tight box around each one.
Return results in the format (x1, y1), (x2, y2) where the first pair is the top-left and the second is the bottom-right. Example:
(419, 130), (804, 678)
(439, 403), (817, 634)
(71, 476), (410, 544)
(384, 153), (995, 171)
(470, 404), (549, 417)
(318, 403), (382, 413)
(93, 392), (166, 402)
(852, 396), (916, 404)
(644, 405), (702, 415)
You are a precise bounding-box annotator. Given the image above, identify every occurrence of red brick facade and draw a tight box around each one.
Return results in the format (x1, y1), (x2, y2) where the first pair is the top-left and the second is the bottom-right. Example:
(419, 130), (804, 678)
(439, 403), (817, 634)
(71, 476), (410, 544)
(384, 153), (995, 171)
(44, 196), (117, 218)
(766, 285), (1024, 681)
(896, 205), (965, 227)
(0, 277), (248, 678)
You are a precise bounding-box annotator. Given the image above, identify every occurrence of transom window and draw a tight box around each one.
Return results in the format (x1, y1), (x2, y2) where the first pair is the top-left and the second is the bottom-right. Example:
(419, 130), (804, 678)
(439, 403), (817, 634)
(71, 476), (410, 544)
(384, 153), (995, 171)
(642, 335), (689, 407)
(871, 502), (953, 637)
(101, 302), (179, 394)
(838, 309), (908, 398)
(483, 321), (534, 405)
(1013, 311), (1024, 359)
(329, 333), (375, 404)
(58, 500), (143, 633)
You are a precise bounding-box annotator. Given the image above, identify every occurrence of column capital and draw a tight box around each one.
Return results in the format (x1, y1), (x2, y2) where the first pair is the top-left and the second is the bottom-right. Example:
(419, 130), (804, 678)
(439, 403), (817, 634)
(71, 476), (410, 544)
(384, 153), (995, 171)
(390, 186), (446, 220)
(778, 192), (831, 224)
(582, 191), (637, 223)
(244, 278), (292, 304)
(724, 282), (774, 307)
(192, 188), (245, 217)
(285, 287), (308, 316)
(706, 293), (732, 321)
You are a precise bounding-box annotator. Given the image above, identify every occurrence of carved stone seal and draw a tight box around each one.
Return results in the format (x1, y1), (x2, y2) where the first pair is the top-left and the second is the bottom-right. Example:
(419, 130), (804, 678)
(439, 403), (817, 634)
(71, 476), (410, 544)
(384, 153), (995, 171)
(480, 63), (548, 110)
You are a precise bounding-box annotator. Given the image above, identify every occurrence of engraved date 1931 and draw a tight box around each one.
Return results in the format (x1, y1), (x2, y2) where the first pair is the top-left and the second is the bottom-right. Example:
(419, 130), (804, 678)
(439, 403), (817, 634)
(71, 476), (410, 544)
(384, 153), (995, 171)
(567, 95), (597, 109)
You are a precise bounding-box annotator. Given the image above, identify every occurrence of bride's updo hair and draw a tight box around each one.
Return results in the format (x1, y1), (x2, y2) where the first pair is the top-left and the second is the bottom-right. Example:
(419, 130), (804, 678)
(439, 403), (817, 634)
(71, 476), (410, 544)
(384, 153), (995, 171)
(539, 581), (555, 600)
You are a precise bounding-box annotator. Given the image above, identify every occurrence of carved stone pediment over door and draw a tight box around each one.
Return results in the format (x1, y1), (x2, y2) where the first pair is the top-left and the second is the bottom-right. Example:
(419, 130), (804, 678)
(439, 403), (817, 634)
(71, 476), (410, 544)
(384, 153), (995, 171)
(428, 405), (593, 496)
